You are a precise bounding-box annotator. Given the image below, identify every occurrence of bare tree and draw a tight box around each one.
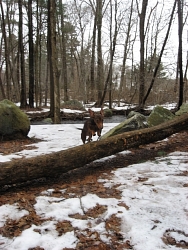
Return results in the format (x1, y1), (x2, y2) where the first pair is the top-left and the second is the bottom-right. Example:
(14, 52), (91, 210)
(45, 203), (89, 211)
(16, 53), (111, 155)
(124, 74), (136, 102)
(177, 0), (184, 109)
(95, 0), (104, 107)
(59, 0), (69, 102)
(18, 0), (27, 108)
(99, 0), (119, 108)
(119, 0), (134, 104)
(143, 0), (176, 105)
(138, 0), (148, 109)
(48, 0), (61, 123)
(28, 0), (34, 108)
(0, 1), (11, 99)
(90, 6), (97, 102)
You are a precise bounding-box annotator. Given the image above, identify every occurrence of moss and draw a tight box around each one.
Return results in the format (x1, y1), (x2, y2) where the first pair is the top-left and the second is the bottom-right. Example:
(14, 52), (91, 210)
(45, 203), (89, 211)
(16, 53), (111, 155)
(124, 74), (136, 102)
(148, 105), (174, 127)
(0, 99), (30, 136)
(101, 113), (148, 139)
(175, 103), (188, 116)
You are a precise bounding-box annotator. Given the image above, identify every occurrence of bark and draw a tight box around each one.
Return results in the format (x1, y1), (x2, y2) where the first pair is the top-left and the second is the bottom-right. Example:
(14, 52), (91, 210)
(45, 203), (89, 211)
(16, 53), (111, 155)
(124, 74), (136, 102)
(0, 38), (6, 99)
(47, 0), (54, 117)
(60, 0), (68, 102)
(48, 0), (61, 123)
(1, 113), (188, 187)
(96, 0), (103, 106)
(177, 0), (184, 109)
(19, 0), (27, 108)
(139, 0), (148, 109)
(28, 0), (35, 108)
(0, 2), (10, 99)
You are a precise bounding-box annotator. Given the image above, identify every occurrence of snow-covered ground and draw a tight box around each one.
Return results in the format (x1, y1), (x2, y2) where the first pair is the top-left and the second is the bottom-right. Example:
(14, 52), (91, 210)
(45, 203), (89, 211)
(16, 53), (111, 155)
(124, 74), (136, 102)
(0, 105), (187, 249)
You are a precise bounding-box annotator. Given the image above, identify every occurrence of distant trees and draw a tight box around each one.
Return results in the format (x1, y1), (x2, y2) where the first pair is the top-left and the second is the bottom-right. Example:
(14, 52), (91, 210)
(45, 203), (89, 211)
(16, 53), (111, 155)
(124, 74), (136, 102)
(0, 0), (188, 117)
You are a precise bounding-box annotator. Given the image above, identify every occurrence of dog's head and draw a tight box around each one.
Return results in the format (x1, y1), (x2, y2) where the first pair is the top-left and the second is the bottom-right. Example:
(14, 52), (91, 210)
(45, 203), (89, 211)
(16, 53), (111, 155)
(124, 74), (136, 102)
(88, 108), (104, 130)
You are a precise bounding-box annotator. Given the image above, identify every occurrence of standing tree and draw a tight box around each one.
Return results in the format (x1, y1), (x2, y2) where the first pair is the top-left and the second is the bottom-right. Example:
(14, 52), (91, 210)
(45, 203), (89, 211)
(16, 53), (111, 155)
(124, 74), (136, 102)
(18, 0), (27, 108)
(28, 0), (34, 108)
(95, 0), (104, 107)
(143, 0), (176, 105)
(177, 0), (184, 109)
(59, 0), (68, 102)
(138, 0), (148, 109)
(48, 0), (61, 123)
(90, 6), (97, 102)
(99, 0), (119, 108)
(119, 0), (134, 104)
(0, 1), (10, 99)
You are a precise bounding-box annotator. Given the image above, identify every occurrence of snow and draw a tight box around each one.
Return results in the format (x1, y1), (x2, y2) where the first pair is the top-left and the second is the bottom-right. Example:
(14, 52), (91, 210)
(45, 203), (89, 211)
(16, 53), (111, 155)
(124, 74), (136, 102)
(0, 108), (187, 249)
(0, 122), (118, 162)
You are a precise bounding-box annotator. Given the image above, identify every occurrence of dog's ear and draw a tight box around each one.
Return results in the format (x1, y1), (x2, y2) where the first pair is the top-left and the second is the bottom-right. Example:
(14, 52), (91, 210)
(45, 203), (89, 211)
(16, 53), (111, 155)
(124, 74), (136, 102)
(88, 109), (95, 117)
(100, 108), (104, 116)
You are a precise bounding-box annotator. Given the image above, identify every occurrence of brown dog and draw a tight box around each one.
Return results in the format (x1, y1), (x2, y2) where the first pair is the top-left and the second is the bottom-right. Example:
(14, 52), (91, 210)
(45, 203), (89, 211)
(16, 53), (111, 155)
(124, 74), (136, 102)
(81, 108), (104, 144)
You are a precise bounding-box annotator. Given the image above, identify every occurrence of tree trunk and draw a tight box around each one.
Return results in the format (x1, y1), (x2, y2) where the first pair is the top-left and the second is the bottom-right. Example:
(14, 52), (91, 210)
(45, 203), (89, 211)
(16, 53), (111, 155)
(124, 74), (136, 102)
(119, 0), (133, 104)
(19, 0), (27, 108)
(28, 0), (35, 108)
(177, 0), (184, 109)
(59, 0), (68, 102)
(0, 2), (10, 99)
(96, 0), (103, 107)
(139, 0), (148, 109)
(99, 0), (118, 108)
(48, 0), (61, 123)
(1, 114), (188, 187)
(90, 13), (97, 102)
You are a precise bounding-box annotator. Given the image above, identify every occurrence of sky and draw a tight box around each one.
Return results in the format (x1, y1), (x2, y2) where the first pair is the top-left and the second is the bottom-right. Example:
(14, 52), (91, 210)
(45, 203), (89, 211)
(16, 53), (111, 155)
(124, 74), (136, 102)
(0, 106), (187, 250)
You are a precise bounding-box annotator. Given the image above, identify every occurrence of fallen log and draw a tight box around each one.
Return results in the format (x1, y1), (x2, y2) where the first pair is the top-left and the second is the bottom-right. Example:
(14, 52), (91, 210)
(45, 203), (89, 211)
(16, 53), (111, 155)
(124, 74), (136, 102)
(0, 113), (188, 187)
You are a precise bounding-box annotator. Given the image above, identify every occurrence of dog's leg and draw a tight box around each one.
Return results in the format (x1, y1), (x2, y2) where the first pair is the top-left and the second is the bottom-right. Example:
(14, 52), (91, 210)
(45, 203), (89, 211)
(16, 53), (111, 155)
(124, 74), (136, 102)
(87, 132), (93, 143)
(81, 130), (86, 144)
(97, 129), (102, 140)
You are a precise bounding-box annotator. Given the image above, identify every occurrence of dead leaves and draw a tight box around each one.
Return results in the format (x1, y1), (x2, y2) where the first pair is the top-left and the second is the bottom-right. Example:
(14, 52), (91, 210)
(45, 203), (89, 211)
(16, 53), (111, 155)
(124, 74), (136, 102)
(162, 229), (188, 248)
(0, 138), (39, 155)
(0, 212), (45, 238)
(56, 221), (74, 236)
(85, 204), (107, 218)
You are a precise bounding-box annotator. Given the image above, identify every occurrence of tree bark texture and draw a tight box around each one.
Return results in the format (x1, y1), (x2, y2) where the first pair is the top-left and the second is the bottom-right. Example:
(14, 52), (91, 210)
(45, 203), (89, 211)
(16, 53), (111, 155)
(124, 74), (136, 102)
(28, 0), (35, 108)
(19, 0), (27, 108)
(177, 0), (184, 109)
(1, 114), (188, 187)
(96, 0), (103, 106)
(139, 0), (148, 108)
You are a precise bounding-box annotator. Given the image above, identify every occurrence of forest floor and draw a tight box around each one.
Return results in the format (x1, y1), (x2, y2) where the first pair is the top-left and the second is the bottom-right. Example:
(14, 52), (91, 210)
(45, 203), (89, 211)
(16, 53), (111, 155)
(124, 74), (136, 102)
(0, 129), (188, 249)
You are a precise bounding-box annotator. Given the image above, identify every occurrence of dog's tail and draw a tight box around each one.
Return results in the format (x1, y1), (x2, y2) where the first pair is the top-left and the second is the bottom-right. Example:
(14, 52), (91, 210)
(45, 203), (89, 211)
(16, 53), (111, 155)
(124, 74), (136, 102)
(76, 128), (83, 131)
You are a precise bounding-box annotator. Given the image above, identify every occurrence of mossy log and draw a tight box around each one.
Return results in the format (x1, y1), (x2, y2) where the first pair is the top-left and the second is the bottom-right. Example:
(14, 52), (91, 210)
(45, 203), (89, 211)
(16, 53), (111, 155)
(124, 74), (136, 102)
(0, 113), (188, 186)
